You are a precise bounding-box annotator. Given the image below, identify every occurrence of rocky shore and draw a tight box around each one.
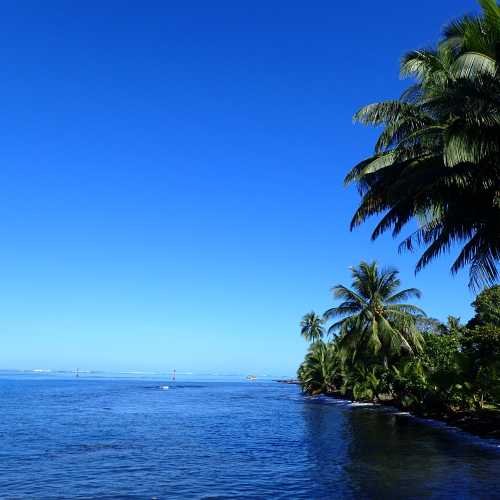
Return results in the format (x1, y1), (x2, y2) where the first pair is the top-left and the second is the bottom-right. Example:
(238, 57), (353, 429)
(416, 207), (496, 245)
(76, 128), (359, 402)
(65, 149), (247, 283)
(283, 383), (500, 441)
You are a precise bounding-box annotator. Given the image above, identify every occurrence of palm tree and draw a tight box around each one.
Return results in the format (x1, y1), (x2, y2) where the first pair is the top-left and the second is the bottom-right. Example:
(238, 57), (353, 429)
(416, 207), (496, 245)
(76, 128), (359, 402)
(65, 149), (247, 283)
(442, 0), (500, 60)
(324, 262), (425, 365)
(341, 363), (383, 401)
(297, 340), (340, 394)
(345, 0), (500, 290)
(300, 312), (325, 342)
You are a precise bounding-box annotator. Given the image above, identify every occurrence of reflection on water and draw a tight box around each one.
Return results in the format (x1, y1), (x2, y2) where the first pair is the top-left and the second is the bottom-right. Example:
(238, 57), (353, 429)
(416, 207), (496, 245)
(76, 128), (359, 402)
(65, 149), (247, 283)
(302, 397), (500, 498)
(301, 399), (352, 497)
(0, 377), (498, 498)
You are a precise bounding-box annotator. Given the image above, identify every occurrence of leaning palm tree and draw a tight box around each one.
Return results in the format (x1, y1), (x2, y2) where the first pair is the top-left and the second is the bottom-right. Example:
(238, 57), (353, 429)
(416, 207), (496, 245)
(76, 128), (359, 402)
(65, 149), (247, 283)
(300, 312), (325, 343)
(324, 262), (425, 365)
(346, 0), (500, 290)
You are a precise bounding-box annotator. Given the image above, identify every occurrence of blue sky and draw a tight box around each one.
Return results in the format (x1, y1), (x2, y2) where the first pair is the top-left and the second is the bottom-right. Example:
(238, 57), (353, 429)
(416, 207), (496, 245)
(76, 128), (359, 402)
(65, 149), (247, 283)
(0, 0), (482, 375)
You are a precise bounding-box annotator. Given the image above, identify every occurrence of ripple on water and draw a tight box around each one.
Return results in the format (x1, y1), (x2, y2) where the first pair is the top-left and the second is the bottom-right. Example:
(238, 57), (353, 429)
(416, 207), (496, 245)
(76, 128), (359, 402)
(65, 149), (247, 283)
(0, 378), (498, 498)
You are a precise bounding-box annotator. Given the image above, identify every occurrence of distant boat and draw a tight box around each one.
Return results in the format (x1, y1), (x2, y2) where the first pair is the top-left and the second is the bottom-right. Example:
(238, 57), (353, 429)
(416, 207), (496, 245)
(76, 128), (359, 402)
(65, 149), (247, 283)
(245, 375), (257, 381)
(75, 368), (79, 378)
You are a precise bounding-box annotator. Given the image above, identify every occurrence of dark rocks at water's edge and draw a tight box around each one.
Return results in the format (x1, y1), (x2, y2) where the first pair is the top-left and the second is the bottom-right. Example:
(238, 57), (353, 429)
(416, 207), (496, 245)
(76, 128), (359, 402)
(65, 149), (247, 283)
(304, 389), (500, 441)
(444, 409), (500, 440)
(274, 379), (301, 385)
(395, 407), (500, 441)
(382, 402), (500, 440)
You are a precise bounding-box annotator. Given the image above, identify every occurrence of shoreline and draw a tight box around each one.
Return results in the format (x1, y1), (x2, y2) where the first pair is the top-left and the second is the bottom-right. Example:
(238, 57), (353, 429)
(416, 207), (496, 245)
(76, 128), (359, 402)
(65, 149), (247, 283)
(277, 382), (500, 442)
(325, 391), (500, 441)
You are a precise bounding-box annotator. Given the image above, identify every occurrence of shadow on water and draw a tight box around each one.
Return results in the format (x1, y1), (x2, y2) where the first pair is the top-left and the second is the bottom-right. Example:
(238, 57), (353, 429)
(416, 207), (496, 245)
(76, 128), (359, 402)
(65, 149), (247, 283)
(301, 397), (500, 498)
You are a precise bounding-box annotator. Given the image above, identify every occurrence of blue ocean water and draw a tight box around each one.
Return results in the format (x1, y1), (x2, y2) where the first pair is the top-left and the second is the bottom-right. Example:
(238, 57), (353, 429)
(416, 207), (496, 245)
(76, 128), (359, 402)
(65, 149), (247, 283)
(0, 374), (499, 499)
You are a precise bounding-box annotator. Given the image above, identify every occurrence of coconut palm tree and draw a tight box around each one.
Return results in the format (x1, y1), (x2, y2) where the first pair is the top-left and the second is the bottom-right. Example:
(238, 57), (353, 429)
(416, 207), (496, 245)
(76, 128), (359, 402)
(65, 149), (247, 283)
(442, 0), (500, 60)
(300, 312), (325, 343)
(324, 262), (425, 365)
(345, 0), (500, 290)
(341, 363), (383, 401)
(297, 340), (340, 395)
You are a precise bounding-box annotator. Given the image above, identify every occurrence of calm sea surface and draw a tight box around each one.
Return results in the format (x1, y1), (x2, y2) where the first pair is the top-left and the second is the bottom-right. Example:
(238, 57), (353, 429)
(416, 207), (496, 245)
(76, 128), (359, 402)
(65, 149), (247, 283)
(0, 374), (499, 499)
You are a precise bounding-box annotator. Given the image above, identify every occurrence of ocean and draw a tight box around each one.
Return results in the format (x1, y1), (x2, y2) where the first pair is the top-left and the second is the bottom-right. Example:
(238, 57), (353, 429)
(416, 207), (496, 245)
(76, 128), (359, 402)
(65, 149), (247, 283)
(0, 373), (499, 498)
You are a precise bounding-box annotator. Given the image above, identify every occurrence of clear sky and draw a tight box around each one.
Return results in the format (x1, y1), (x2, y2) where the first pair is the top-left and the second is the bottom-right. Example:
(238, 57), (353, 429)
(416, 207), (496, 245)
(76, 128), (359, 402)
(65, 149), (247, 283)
(0, 0), (482, 375)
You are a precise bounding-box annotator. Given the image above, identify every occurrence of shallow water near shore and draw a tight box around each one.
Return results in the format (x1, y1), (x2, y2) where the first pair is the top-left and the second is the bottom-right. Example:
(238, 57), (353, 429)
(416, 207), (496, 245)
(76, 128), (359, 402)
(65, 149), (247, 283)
(1, 375), (499, 498)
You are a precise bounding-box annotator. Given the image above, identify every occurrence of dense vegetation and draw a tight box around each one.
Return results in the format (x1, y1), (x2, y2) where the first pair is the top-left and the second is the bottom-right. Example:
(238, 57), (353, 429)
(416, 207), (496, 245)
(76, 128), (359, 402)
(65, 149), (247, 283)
(298, 264), (500, 415)
(298, 1), (499, 425)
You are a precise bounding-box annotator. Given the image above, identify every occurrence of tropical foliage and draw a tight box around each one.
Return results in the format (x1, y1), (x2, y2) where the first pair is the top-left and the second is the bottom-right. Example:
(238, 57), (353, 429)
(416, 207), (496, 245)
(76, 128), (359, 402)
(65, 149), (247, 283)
(324, 261), (424, 366)
(300, 312), (325, 342)
(345, 0), (500, 290)
(296, 1), (499, 428)
(297, 263), (500, 415)
(297, 340), (340, 395)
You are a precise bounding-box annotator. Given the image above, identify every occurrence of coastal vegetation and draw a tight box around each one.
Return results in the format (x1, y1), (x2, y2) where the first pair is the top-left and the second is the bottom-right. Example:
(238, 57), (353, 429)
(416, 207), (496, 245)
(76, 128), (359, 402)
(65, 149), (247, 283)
(298, 264), (500, 433)
(298, 0), (500, 438)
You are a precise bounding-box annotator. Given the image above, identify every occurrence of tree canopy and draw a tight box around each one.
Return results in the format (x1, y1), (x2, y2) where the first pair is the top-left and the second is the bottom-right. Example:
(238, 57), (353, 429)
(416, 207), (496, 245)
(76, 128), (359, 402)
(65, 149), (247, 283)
(345, 0), (500, 289)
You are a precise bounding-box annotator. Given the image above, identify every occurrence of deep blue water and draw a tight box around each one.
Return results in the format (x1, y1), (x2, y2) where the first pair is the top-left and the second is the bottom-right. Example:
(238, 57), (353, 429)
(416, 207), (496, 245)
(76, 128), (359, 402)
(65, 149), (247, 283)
(0, 376), (499, 499)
